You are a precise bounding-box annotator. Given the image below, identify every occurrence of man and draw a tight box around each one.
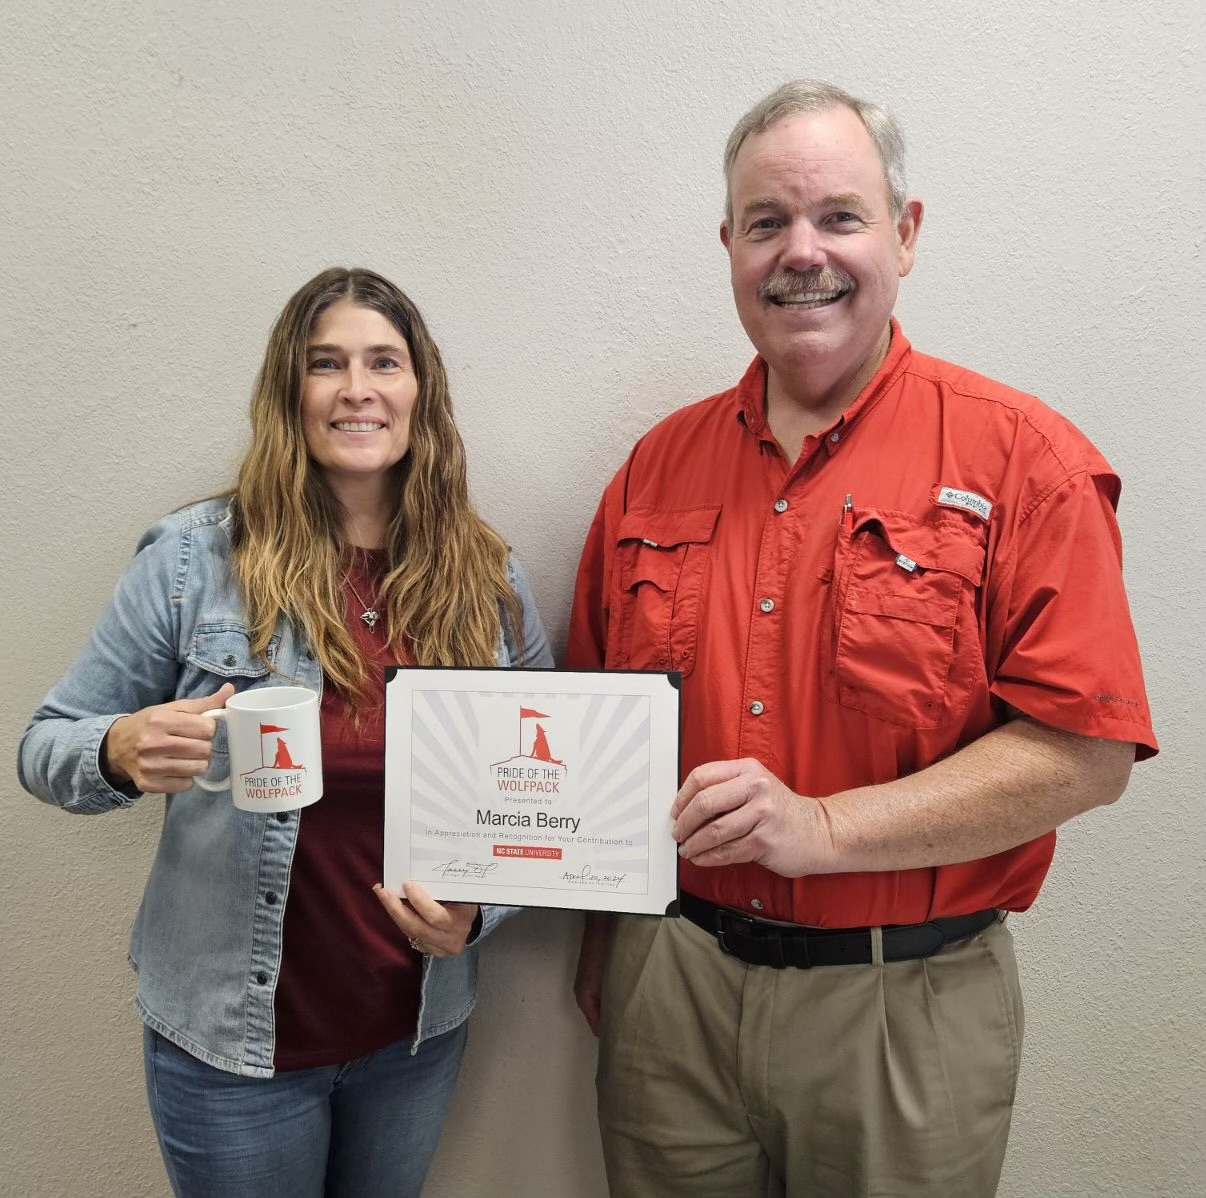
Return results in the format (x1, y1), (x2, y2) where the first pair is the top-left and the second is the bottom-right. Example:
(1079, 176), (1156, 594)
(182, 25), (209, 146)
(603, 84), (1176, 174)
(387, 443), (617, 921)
(566, 79), (1156, 1198)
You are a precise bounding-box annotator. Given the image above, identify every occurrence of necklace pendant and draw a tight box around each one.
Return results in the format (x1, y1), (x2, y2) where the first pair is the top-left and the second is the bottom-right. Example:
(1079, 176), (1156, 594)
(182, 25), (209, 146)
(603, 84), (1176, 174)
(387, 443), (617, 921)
(360, 608), (381, 631)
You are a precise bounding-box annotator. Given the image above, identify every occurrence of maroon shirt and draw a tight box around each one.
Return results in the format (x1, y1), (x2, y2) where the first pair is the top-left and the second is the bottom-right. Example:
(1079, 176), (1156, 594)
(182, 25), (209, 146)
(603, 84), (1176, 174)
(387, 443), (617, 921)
(273, 549), (420, 1069)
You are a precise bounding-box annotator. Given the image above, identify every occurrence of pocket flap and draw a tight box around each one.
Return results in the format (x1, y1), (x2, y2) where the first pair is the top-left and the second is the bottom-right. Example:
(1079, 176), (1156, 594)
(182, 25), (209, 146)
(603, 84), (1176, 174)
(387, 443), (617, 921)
(845, 587), (952, 624)
(616, 505), (721, 549)
(853, 510), (985, 586)
(188, 624), (273, 678)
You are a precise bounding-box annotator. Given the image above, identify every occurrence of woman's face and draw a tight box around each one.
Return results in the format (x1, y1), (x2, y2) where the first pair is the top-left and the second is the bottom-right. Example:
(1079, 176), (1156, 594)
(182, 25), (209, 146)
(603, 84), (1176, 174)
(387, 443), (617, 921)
(300, 299), (420, 489)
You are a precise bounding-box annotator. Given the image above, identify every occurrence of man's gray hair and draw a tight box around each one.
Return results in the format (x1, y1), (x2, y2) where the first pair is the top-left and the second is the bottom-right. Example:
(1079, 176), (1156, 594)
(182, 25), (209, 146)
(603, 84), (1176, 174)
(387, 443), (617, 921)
(723, 79), (907, 227)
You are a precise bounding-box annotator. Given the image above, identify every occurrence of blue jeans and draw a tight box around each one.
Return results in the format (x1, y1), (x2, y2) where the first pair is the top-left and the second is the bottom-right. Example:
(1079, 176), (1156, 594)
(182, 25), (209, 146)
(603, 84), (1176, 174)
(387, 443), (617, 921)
(143, 1022), (467, 1198)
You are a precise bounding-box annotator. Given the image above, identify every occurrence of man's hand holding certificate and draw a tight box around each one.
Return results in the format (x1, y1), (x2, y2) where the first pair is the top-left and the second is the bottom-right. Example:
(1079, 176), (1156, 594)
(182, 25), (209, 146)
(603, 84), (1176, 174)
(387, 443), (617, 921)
(383, 668), (681, 914)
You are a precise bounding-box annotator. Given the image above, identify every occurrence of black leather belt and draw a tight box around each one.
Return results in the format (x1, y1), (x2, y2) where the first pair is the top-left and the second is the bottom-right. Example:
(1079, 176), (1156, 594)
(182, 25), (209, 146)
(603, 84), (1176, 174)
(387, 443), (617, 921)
(679, 891), (999, 969)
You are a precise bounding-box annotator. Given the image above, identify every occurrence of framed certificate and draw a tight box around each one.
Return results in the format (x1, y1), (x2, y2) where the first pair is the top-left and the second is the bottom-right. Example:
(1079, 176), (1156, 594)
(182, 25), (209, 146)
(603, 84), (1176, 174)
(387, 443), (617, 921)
(383, 668), (681, 915)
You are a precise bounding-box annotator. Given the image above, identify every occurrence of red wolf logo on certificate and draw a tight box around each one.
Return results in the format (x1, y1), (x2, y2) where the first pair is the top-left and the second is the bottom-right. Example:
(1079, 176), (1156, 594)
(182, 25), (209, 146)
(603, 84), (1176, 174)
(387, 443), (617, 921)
(489, 706), (568, 794)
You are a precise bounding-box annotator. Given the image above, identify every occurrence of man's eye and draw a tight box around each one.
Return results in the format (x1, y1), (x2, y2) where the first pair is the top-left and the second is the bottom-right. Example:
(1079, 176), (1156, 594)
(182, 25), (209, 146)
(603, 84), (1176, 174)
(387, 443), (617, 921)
(830, 212), (862, 225)
(747, 218), (781, 234)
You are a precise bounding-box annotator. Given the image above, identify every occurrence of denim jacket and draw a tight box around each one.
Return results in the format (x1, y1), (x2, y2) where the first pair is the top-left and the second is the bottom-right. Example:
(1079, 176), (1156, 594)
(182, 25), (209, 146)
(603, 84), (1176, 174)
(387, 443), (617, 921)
(18, 498), (553, 1078)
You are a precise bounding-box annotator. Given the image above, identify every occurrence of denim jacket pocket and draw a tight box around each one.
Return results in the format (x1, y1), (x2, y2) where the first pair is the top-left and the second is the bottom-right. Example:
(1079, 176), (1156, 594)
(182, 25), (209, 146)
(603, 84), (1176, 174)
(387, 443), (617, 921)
(824, 509), (985, 729)
(612, 505), (721, 676)
(183, 624), (281, 772)
(186, 624), (279, 679)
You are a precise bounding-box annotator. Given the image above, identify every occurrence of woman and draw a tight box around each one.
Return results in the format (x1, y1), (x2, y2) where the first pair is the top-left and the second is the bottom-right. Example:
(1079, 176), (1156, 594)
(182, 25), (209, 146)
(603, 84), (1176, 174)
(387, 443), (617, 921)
(18, 267), (552, 1198)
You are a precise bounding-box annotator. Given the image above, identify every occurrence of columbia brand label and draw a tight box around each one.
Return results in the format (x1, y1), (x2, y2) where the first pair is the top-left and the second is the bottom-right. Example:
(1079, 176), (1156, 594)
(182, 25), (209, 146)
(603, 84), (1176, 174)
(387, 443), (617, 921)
(936, 487), (993, 521)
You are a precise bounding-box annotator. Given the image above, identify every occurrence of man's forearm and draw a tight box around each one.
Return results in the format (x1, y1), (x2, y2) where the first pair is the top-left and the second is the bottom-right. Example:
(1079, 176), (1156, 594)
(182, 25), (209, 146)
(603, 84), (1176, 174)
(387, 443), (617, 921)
(814, 717), (1135, 875)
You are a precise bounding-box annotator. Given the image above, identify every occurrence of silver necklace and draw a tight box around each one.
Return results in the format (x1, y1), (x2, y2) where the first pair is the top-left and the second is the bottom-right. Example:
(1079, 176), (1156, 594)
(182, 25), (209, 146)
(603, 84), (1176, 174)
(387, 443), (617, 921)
(344, 575), (382, 631)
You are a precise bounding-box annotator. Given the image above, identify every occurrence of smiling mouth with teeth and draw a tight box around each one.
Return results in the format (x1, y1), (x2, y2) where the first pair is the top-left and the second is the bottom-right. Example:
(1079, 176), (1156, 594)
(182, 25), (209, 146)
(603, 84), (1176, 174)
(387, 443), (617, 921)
(332, 421), (384, 431)
(769, 289), (846, 308)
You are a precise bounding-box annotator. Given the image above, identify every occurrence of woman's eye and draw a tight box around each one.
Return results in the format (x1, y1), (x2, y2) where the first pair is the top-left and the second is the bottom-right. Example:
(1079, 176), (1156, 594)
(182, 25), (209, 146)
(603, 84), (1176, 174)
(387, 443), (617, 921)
(308, 358), (338, 371)
(373, 357), (401, 370)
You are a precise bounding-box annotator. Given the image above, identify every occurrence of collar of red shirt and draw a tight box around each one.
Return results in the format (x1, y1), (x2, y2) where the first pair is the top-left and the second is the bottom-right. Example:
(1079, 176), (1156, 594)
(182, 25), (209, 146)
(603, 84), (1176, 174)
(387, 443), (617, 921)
(735, 317), (914, 455)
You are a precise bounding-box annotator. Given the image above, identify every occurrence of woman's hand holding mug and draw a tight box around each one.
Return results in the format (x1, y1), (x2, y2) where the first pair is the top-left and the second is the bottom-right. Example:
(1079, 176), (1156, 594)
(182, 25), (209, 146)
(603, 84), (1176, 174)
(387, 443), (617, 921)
(102, 683), (236, 793)
(194, 686), (323, 811)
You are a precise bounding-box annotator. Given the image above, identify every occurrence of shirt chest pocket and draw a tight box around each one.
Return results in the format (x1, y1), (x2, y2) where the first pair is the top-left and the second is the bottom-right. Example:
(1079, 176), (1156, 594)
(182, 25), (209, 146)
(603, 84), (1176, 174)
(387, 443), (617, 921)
(611, 506), (721, 676)
(825, 510), (986, 729)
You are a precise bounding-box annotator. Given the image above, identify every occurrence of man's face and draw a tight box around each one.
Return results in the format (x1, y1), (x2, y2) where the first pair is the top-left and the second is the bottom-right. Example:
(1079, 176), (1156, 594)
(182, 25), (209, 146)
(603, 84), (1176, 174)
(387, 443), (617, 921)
(722, 107), (921, 404)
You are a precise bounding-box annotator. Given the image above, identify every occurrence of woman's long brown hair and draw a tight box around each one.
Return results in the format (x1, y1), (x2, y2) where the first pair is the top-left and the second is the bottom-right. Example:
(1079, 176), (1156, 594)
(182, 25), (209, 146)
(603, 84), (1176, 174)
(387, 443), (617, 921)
(230, 267), (520, 696)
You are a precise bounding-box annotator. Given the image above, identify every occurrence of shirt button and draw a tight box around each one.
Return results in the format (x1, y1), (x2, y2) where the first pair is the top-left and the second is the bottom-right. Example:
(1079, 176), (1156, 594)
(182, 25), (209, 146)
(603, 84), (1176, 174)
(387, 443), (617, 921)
(829, 431), (841, 443)
(748, 700), (765, 716)
(264, 891), (278, 905)
(255, 972), (269, 986)
(750, 898), (764, 911)
(759, 598), (775, 613)
(223, 654), (237, 667)
(275, 811), (290, 823)
(774, 498), (789, 513)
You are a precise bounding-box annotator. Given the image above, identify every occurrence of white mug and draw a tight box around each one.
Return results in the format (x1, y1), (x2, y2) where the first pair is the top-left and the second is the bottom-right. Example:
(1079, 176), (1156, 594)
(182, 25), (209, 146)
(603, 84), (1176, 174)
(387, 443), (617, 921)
(195, 686), (323, 813)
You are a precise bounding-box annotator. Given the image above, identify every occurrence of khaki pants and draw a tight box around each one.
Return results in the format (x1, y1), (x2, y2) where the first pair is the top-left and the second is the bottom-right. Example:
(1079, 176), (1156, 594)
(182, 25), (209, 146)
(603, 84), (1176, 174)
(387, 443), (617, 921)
(597, 911), (1023, 1198)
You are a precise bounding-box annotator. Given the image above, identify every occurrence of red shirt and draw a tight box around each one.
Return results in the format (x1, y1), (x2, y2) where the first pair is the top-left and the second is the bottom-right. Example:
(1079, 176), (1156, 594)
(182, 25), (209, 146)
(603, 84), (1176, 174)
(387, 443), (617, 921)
(566, 323), (1156, 927)
(274, 549), (420, 1069)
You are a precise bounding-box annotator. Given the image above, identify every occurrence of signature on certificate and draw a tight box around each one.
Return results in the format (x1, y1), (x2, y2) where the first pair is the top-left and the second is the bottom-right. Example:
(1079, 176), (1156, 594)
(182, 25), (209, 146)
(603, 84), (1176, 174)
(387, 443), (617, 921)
(433, 859), (500, 880)
(561, 864), (628, 889)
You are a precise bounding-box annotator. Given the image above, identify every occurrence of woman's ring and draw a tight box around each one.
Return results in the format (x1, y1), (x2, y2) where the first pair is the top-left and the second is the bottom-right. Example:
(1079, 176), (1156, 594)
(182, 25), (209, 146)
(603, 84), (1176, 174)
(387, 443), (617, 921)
(408, 936), (428, 953)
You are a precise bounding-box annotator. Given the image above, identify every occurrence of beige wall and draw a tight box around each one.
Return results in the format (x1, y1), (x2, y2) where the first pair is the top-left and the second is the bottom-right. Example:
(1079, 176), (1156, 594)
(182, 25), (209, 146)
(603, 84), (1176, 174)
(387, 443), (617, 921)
(2, 2), (1203, 1195)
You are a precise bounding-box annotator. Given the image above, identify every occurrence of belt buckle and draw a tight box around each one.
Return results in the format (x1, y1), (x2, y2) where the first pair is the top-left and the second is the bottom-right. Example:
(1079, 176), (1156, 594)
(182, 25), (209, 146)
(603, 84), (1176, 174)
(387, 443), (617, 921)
(712, 908), (801, 969)
(712, 907), (754, 957)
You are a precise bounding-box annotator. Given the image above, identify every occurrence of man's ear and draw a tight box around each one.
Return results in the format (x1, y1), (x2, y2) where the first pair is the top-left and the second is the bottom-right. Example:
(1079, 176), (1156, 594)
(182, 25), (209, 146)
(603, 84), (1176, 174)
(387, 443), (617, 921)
(897, 198), (924, 277)
(720, 220), (732, 253)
